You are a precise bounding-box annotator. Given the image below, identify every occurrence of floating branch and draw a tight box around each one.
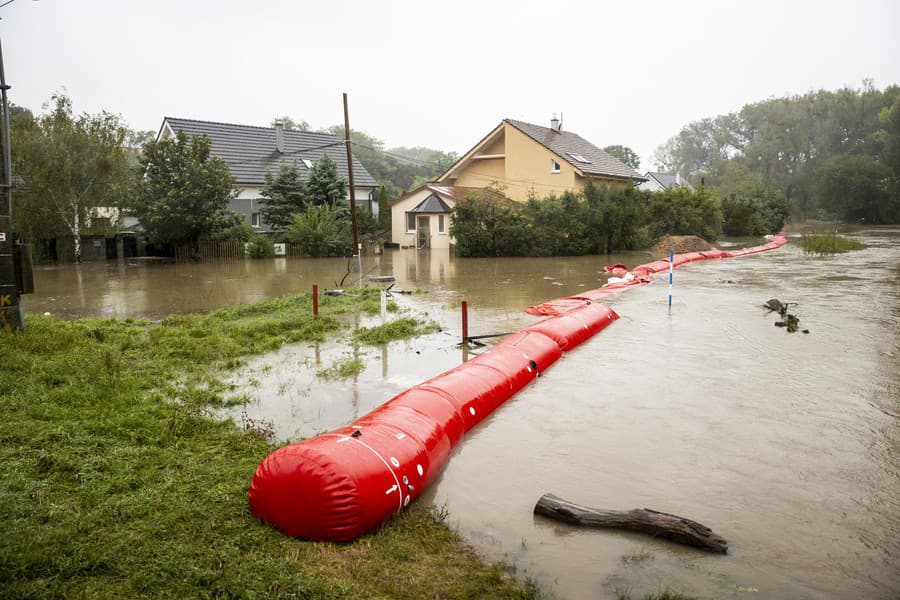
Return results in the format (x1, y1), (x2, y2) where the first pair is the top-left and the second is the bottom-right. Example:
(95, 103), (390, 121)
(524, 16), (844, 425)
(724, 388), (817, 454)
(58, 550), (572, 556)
(534, 493), (728, 554)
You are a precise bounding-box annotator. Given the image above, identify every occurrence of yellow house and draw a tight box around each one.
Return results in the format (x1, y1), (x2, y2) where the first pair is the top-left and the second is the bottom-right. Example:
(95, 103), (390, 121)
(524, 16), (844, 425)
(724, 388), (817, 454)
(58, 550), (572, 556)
(437, 117), (645, 201)
(390, 117), (644, 248)
(390, 184), (487, 249)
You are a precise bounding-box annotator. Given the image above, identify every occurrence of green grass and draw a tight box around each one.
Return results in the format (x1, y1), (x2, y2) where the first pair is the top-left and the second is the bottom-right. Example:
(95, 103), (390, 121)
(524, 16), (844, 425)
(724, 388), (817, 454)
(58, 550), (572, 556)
(353, 316), (442, 345)
(317, 354), (366, 379)
(0, 288), (536, 599)
(800, 231), (866, 254)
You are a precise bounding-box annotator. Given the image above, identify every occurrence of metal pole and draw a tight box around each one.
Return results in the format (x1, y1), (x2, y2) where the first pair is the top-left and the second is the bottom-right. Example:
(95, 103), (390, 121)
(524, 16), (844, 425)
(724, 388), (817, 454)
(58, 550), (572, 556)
(0, 34), (24, 331)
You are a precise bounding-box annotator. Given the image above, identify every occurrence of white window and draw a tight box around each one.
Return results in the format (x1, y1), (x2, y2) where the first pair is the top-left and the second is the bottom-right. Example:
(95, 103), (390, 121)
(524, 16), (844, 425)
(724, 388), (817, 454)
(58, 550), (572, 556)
(251, 212), (260, 227)
(551, 159), (561, 174)
(406, 212), (416, 232)
(438, 214), (445, 234)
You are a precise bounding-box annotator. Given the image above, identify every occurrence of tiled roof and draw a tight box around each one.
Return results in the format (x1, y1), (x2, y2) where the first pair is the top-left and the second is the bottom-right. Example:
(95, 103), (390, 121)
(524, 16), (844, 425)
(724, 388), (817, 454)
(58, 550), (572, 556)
(504, 119), (645, 181)
(390, 184), (503, 206)
(410, 193), (451, 213)
(645, 172), (695, 191)
(161, 117), (377, 188)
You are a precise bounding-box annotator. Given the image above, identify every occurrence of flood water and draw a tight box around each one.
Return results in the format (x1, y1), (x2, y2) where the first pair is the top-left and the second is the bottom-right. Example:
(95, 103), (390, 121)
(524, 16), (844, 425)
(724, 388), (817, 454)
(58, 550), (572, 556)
(27, 230), (900, 599)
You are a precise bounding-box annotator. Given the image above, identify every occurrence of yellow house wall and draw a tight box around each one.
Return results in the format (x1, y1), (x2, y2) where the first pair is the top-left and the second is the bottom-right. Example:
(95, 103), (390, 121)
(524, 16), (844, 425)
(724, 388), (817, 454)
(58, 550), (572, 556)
(503, 124), (577, 201)
(389, 189), (454, 249)
(454, 157), (505, 189)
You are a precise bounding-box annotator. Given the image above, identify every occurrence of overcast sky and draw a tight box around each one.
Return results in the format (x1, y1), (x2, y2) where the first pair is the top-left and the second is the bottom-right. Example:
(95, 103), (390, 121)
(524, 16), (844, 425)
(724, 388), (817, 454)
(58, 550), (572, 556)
(2, 0), (898, 170)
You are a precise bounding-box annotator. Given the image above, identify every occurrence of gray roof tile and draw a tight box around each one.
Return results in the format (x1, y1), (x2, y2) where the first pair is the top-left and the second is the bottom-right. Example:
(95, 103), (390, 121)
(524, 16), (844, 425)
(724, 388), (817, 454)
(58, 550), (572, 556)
(161, 117), (377, 188)
(504, 119), (644, 181)
(410, 193), (452, 213)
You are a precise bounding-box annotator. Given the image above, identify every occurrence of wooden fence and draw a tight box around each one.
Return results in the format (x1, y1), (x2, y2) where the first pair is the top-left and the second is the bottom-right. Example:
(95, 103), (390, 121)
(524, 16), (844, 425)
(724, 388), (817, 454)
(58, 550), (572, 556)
(175, 241), (245, 262)
(174, 241), (312, 261)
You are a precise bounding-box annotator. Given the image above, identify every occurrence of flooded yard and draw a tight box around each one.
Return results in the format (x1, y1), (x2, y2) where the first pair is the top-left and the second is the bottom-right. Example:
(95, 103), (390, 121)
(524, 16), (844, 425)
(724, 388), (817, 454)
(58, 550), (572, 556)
(27, 230), (900, 599)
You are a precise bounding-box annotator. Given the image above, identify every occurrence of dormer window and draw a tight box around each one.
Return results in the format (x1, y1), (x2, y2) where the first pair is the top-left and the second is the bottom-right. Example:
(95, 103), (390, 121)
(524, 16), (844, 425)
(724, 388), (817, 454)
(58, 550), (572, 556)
(551, 159), (561, 174)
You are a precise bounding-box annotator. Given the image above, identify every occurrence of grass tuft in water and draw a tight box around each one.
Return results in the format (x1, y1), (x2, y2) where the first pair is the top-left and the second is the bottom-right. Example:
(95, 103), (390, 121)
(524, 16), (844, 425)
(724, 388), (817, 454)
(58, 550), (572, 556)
(317, 354), (366, 379)
(622, 548), (655, 563)
(800, 231), (865, 255)
(354, 316), (441, 345)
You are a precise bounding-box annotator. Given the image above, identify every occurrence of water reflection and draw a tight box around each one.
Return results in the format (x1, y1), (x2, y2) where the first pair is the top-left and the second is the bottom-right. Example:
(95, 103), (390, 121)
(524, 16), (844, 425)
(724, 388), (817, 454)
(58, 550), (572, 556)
(26, 231), (900, 599)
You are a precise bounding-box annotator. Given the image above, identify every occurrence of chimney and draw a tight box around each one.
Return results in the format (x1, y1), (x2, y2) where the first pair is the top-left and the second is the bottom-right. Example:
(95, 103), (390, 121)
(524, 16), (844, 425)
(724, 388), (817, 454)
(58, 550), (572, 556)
(275, 122), (285, 153)
(550, 114), (561, 132)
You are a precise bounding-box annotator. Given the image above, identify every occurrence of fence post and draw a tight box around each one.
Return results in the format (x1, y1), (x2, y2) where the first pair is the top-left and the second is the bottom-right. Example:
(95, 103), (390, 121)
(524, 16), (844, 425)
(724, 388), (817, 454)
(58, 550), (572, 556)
(461, 300), (468, 343)
(313, 284), (319, 317)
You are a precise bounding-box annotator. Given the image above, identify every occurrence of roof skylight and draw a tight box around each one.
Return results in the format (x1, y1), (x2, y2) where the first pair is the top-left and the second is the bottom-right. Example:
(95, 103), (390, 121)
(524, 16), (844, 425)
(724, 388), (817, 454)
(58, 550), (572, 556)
(567, 152), (591, 164)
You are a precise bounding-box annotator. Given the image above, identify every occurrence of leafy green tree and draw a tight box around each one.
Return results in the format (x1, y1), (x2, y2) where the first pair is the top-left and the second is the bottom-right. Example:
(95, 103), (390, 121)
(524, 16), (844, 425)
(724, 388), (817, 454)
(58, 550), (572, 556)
(270, 116), (310, 131)
(654, 82), (900, 222)
(319, 125), (455, 197)
(285, 204), (352, 257)
(377, 184), (390, 230)
(259, 161), (307, 234)
(305, 154), (347, 206)
(816, 153), (896, 223)
(647, 186), (722, 242)
(132, 130), (237, 248)
(10, 94), (135, 261)
(581, 180), (650, 253)
(450, 191), (529, 257)
(716, 163), (789, 235)
(602, 145), (641, 171)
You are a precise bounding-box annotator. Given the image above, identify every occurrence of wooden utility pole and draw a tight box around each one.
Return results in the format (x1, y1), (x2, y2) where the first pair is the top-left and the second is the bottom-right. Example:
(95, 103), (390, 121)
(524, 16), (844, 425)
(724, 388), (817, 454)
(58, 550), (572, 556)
(0, 35), (24, 331)
(342, 93), (359, 253)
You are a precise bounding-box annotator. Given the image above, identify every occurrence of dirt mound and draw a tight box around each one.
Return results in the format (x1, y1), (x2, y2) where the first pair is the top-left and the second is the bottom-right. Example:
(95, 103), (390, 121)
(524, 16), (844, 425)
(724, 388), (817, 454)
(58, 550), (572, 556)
(650, 235), (713, 255)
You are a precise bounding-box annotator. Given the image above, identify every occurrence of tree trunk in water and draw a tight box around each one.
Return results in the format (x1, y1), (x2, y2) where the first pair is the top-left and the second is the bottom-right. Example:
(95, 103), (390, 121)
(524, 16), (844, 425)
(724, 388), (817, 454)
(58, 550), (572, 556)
(534, 493), (728, 554)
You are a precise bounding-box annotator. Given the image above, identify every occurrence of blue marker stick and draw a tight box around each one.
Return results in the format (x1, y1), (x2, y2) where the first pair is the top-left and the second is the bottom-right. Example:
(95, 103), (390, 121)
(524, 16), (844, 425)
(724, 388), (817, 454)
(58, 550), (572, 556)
(668, 250), (674, 312)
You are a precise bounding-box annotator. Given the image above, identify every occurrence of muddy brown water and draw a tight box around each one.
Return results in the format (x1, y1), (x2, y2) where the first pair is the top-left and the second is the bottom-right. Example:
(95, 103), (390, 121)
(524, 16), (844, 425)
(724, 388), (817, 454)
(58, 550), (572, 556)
(27, 230), (900, 599)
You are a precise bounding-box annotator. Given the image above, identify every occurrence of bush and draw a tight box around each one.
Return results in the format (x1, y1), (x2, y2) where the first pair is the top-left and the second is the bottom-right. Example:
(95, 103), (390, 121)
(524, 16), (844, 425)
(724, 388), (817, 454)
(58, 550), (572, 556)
(450, 192), (530, 257)
(207, 220), (255, 242)
(285, 204), (353, 257)
(648, 186), (722, 242)
(246, 234), (274, 259)
(721, 186), (789, 236)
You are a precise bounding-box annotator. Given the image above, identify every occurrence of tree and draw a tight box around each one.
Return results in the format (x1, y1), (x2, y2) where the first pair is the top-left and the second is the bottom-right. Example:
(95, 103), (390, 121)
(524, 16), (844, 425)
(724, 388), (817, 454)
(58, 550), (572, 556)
(259, 161), (307, 234)
(132, 130), (237, 248)
(816, 153), (895, 223)
(602, 145), (641, 171)
(717, 164), (789, 236)
(305, 154), (347, 206)
(11, 94), (135, 262)
(377, 184), (390, 230)
(319, 124), (455, 197)
(284, 204), (352, 257)
(270, 116), (310, 131)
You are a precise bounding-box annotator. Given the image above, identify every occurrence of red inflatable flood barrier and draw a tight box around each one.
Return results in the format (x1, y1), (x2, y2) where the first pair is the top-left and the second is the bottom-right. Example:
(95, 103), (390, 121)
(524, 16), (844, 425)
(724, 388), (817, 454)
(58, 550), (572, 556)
(249, 234), (787, 541)
(528, 234), (788, 316)
(249, 303), (618, 541)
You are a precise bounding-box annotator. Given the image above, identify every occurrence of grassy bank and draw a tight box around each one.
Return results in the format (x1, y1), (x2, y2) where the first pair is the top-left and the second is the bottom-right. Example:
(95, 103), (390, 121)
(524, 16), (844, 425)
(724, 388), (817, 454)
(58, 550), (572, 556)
(0, 289), (535, 599)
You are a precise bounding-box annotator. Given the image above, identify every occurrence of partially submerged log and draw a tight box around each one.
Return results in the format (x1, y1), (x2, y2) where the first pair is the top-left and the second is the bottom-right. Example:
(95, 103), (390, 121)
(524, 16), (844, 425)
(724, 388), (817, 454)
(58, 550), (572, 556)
(534, 493), (728, 554)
